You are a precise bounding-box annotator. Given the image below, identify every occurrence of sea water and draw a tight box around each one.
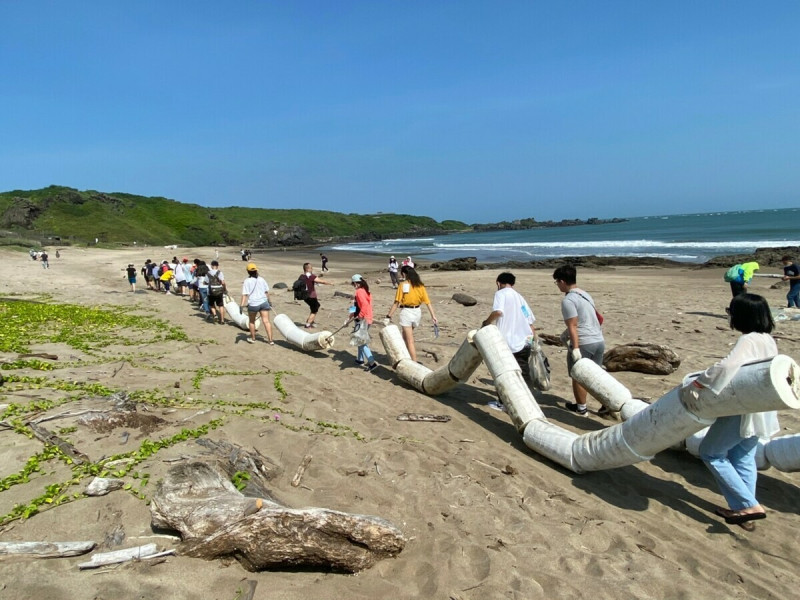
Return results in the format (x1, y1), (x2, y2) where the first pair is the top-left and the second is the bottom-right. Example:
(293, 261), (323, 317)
(328, 208), (800, 264)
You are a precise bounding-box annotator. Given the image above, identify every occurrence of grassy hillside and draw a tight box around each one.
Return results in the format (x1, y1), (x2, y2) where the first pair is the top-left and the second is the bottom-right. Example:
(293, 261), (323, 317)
(0, 186), (467, 247)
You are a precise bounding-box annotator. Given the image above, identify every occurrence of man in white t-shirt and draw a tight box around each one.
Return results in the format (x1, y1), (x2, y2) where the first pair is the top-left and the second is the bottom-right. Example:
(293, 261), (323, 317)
(482, 272), (536, 409)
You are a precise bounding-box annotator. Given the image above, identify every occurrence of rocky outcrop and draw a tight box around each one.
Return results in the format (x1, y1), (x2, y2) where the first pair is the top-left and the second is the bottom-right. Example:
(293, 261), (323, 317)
(430, 257), (481, 271)
(1, 197), (41, 228)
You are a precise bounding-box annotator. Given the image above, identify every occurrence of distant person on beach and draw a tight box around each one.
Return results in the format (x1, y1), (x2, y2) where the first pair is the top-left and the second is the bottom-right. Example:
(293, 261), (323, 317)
(320, 253), (329, 272)
(385, 266), (438, 362)
(299, 263), (332, 328)
(142, 260), (155, 290)
(781, 255), (800, 308)
(691, 293), (778, 531)
(195, 259), (210, 314)
(347, 274), (379, 372)
(240, 262), (274, 344)
(126, 263), (137, 292)
(727, 262), (759, 297)
(40, 251), (49, 269)
(55, 250), (60, 259)
(402, 256), (415, 269)
(388, 256), (399, 288)
(553, 265), (604, 416)
(482, 272), (536, 410)
(204, 260), (227, 324)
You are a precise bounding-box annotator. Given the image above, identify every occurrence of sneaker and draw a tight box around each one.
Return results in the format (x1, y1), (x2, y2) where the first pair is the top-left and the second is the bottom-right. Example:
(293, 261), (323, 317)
(565, 402), (588, 415)
(355, 359), (364, 365)
(487, 400), (506, 412)
(246, 338), (255, 344)
(365, 362), (378, 373)
(304, 323), (316, 329)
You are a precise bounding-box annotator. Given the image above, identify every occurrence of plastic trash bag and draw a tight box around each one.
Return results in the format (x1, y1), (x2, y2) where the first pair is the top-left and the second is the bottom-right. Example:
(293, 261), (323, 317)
(528, 338), (551, 391)
(349, 319), (371, 347)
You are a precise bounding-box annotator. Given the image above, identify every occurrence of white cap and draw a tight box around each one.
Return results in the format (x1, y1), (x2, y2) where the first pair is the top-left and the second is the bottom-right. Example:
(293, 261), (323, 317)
(351, 274), (363, 283)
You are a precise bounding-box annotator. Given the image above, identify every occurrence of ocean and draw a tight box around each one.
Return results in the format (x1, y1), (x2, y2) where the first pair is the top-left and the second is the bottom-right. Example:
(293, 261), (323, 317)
(327, 208), (800, 264)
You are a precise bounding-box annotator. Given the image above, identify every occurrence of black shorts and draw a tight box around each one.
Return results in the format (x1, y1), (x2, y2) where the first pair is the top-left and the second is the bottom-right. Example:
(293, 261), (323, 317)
(304, 297), (321, 313)
(208, 294), (224, 307)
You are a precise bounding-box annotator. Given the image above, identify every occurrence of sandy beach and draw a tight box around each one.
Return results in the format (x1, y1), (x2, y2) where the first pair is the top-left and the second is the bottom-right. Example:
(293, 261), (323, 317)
(1, 245), (799, 600)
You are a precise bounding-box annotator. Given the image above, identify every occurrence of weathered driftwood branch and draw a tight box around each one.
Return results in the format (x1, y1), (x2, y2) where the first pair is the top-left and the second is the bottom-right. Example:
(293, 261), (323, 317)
(603, 343), (681, 375)
(0, 541), (95, 558)
(27, 422), (90, 464)
(194, 438), (282, 503)
(150, 462), (405, 572)
(291, 454), (312, 487)
(538, 333), (565, 347)
(77, 543), (172, 569)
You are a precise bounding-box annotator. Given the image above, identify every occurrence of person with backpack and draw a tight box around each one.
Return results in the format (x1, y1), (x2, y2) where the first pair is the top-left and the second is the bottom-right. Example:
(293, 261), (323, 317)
(203, 260), (227, 324)
(296, 262), (332, 328)
(725, 262), (759, 297)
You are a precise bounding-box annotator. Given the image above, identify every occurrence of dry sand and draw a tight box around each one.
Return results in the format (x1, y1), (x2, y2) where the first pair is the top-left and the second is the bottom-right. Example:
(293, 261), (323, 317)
(0, 245), (798, 599)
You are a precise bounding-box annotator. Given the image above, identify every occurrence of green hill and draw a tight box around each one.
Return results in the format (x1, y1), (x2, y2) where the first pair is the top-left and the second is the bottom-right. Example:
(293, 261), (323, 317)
(0, 186), (467, 248)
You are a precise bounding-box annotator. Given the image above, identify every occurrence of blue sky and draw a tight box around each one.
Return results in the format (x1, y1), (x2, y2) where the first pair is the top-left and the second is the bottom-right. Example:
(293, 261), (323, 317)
(2, 1), (798, 223)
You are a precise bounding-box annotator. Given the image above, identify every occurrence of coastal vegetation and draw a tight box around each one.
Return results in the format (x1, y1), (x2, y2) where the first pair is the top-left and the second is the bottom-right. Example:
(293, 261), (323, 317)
(0, 185), (620, 249)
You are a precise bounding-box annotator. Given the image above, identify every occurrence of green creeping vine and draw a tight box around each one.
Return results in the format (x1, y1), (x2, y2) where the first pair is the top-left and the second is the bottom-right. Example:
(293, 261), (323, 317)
(0, 299), (188, 354)
(0, 419), (224, 526)
(231, 471), (250, 491)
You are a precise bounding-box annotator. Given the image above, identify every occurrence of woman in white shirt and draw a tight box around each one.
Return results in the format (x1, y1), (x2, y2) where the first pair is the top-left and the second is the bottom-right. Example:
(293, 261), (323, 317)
(693, 293), (778, 530)
(240, 263), (274, 345)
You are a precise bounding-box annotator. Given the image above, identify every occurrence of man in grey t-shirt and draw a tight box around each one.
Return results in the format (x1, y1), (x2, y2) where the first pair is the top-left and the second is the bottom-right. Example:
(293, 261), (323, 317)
(553, 265), (605, 416)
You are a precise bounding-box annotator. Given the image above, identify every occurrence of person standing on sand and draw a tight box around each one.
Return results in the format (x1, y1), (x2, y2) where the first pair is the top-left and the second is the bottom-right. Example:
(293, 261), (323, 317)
(553, 265), (604, 416)
(689, 293), (778, 531)
(780, 255), (800, 308)
(40, 251), (49, 269)
(481, 272), (536, 410)
(204, 260), (227, 324)
(299, 263), (332, 328)
(240, 262), (274, 344)
(320, 253), (329, 272)
(388, 256), (399, 288)
(347, 274), (379, 372)
(126, 263), (137, 292)
(385, 266), (437, 362)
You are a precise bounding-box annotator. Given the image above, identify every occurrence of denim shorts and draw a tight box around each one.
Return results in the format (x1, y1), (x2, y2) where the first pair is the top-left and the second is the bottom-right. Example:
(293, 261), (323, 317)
(248, 300), (271, 313)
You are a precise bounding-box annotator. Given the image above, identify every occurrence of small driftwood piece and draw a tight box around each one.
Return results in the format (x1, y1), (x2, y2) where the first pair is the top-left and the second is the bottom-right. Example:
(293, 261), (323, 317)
(27, 422), (90, 464)
(603, 343), (681, 375)
(397, 413), (451, 423)
(19, 353), (59, 361)
(77, 543), (165, 569)
(538, 333), (565, 347)
(291, 454), (312, 487)
(150, 462), (405, 572)
(0, 541), (96, 558)
(85, 477), (125, 497)
(451, 293), (478, 307)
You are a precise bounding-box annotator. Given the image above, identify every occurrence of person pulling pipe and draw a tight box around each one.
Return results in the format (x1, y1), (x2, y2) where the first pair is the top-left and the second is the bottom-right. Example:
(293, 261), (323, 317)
(553, 265), (605, 416)
(481, 272), (536, 411)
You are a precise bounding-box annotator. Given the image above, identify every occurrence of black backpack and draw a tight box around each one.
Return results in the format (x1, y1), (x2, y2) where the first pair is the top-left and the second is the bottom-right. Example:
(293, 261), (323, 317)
(207, 271), (224, 296)
(292, 276), (309, 301)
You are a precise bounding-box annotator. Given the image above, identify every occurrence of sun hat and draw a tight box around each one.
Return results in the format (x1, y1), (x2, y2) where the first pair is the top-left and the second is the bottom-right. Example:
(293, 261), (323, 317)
(247, 262), (258, 272)
(351, 274), (363, 283)
(390, 255), (395, 259)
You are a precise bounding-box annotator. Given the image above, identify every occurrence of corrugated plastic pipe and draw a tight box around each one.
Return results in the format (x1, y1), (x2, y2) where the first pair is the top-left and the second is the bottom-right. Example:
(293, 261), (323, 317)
(273, 314), (335, 351)
(378, 325), (483, 395)
(224, 295), (261, 331)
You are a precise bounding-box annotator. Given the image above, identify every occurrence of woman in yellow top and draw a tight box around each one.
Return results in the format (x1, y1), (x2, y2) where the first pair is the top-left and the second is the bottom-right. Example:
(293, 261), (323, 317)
(385, 266), (438, 361)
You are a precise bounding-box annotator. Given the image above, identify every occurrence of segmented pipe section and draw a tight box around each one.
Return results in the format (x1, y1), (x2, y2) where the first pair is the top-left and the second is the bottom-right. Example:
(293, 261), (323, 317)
(273, 314), (334, 350)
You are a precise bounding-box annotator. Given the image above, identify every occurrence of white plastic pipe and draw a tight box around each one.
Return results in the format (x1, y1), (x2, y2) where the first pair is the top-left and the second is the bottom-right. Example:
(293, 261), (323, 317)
(472, 327), (545, 432)
(522, 355), (800, 472)
(522, 420), (580, 472)
(273, 314), (335, 351)
(763, 433), (800, 471)
(570, 358), (632, 411)
(378, 325), (483, 396)
(224, 295), (262, 331)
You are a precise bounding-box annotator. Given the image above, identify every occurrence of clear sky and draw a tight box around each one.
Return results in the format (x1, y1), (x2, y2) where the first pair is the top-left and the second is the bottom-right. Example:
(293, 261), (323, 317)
(2, 1), (798, 224)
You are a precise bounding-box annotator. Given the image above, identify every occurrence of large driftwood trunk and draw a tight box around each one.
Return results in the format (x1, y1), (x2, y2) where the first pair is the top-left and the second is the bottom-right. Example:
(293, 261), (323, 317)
(150, 461), (405, 572)
(603, 343), (681, 374)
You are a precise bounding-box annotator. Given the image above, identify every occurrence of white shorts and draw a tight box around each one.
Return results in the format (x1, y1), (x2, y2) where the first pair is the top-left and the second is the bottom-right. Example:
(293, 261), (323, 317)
(398, 306), (422, 328)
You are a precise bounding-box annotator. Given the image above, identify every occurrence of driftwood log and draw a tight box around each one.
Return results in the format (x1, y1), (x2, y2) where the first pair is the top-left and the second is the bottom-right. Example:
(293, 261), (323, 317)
(603, 343), (681, 375)
(538, 333), (565, 347)
(150, 461), (405, 572)
(0, 541), (95, 558)
(451, 293), (478, 307)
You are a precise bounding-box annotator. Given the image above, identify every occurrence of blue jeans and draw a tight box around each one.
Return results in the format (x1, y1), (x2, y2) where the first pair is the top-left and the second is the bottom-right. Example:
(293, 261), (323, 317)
(788, 286), (800, 308)
(199, 288), (210, 313)
(699, 415), (759, 510)
(357, 344), (374, 364)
